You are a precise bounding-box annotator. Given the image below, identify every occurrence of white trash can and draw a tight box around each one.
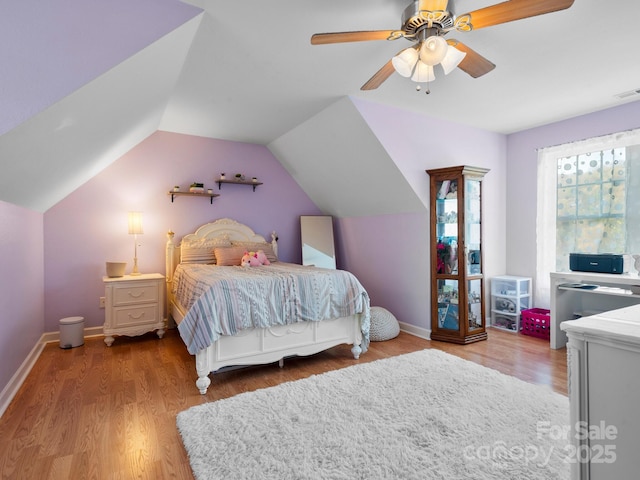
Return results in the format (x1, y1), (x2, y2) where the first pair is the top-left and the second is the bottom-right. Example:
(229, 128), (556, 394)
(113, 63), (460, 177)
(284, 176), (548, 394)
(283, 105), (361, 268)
(59, 316), (85, 349)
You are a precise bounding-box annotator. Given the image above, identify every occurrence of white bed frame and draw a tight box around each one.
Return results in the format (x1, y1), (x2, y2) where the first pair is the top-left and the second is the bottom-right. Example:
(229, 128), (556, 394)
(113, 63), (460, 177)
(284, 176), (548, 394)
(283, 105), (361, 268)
(165, 218), (364, 394)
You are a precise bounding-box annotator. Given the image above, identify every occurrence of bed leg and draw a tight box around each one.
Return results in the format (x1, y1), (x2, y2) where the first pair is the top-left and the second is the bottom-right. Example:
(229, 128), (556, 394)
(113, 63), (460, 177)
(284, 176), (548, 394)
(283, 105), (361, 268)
(351, 344), (362, 360)
(196, 375), (211, 395)
(278, 358), (284, 368)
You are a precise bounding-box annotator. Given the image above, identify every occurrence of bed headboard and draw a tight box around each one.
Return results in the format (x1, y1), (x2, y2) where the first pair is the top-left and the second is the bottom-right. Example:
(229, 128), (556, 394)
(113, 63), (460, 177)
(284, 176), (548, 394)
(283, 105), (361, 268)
(165, 218), (278, 282)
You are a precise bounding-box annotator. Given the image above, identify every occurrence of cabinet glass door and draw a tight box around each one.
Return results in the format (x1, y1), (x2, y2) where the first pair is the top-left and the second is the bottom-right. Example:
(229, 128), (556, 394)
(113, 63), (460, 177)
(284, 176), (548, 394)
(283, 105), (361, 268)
(465, 177), (482, 275)
(437, 279), (459, 330)
(468, 278), (483, 331)
(436, 179), (459, 274)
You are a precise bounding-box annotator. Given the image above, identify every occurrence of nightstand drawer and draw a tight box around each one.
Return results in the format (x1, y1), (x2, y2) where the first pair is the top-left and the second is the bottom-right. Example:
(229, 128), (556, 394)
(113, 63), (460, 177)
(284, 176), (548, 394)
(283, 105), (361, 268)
(112, 304), (159, 328)
(112, 282), (159, 306)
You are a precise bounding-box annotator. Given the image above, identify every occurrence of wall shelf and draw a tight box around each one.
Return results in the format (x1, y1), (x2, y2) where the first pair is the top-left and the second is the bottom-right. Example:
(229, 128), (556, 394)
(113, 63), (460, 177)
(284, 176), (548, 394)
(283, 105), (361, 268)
(168, 191), (220, 204)
(216, 178), (263, 192)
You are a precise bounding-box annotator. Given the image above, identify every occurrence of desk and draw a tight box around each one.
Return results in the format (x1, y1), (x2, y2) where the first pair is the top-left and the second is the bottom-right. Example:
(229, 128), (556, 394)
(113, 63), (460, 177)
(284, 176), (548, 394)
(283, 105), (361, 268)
(561, 305), (640, 479)
(550, 271), (640, 349)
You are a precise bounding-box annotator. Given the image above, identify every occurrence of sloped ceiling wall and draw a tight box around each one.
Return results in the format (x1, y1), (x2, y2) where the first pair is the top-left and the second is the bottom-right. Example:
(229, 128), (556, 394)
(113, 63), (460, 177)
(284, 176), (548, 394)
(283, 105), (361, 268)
(0, 0), (202, 137)
(269, 97), (426, 218)
(0, 13), (202, 212)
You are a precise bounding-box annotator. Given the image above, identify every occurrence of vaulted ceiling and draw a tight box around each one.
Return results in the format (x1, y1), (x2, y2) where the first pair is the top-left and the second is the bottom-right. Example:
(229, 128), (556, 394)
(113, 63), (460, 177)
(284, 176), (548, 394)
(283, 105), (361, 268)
(2, 0), (639, 213)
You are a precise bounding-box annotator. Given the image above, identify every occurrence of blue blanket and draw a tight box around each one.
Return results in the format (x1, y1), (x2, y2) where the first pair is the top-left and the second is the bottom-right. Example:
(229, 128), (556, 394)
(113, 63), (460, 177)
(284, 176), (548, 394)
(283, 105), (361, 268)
(174, 262), (370, 355)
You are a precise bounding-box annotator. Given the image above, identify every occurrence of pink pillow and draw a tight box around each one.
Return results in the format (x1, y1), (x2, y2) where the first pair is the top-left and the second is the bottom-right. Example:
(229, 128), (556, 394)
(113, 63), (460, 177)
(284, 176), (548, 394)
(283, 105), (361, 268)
(214, 246), (248, 266)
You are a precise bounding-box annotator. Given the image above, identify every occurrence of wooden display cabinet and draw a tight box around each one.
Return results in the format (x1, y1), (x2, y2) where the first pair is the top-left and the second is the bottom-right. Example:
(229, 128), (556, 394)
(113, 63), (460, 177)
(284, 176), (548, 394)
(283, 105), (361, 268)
(426, 165), (489, 344)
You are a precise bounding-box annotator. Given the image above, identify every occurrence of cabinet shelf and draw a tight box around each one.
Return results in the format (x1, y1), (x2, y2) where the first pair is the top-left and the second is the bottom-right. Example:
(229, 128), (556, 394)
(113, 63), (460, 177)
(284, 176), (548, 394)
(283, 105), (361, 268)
(216, 178), (263, 192)
(168, 191), (220, 204)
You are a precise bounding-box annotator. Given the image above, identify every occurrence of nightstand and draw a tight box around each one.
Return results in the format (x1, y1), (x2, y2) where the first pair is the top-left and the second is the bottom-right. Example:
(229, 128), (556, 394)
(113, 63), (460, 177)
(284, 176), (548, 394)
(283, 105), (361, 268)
(103, 273), (166, 346)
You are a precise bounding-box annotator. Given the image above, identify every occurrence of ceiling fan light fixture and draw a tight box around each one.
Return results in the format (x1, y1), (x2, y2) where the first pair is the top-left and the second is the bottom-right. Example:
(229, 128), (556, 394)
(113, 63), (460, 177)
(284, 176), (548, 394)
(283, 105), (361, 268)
(440, 45), (467, 75)
(391, 47), (419, 77)
(411, 61), (435, 83)
(419, 35), (448, 66)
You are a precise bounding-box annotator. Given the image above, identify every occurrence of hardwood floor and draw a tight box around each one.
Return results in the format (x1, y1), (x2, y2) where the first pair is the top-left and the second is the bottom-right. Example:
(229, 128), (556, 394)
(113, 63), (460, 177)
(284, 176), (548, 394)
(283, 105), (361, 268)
(0, 327), (567, 479)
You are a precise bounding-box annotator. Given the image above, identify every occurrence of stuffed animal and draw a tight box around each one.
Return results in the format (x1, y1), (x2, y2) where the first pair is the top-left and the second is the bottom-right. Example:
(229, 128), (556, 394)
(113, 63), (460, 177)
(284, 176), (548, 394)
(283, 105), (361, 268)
(241, 250), (271, 267)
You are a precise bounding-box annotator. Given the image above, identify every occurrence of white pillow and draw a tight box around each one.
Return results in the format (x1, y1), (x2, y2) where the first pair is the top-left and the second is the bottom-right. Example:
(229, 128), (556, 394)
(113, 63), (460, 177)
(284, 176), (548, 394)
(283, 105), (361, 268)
(181, 236), (231, 264)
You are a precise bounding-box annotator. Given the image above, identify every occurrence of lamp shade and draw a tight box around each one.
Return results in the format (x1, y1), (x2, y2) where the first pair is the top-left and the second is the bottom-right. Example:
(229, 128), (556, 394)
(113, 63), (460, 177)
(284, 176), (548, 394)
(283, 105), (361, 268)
(411, 61), (435, 83)
(419, 35), (448, 66)
(392, 47), (419, 77)
(440, 45), (467, 75)
(128, 211), (143, 235)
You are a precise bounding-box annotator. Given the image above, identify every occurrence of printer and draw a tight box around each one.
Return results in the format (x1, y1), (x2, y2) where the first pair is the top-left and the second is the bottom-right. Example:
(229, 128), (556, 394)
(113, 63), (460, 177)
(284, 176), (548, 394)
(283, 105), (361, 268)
(569, 253), (624, 274)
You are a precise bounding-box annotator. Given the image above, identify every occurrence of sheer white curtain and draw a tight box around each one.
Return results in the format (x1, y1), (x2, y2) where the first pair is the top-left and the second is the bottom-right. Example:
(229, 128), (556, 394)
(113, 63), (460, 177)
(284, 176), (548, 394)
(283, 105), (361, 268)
(535, 128), (640, 308)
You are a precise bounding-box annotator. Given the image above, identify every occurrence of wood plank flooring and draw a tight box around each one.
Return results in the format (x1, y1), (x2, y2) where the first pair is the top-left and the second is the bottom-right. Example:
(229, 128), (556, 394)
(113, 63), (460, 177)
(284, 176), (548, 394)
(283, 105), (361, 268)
(0, 327), (567, 479)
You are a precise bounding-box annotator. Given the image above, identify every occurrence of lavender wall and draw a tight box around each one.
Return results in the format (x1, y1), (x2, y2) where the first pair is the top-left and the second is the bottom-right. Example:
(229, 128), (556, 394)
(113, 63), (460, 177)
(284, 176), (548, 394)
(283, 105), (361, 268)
(0, 201), (44, 391)
(506, 100), (640, 296)
(336, 213), (430, 330)
(43, 131), (321, 332)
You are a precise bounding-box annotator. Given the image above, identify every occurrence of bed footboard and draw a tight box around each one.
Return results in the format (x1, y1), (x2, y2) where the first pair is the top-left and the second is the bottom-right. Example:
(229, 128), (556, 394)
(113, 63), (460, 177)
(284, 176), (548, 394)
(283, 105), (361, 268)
(193, 315), (363, 394)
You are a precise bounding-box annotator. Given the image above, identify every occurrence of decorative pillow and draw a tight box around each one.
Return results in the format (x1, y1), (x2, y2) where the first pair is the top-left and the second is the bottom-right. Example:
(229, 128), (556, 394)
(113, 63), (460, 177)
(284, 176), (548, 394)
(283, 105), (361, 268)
(214, 246), (249, 266)
(231, 241), (278, 262)
(181, 236), (231, 264)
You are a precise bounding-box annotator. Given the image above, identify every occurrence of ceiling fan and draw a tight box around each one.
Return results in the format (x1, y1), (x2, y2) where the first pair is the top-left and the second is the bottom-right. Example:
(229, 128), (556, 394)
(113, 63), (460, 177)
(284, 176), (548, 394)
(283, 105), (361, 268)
(311, 0), (575, 91)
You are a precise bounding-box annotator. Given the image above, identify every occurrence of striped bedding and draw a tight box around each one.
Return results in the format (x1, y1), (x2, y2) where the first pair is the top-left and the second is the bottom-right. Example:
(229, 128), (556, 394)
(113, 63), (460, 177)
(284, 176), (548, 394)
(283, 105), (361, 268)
(174, 262), (370, 355)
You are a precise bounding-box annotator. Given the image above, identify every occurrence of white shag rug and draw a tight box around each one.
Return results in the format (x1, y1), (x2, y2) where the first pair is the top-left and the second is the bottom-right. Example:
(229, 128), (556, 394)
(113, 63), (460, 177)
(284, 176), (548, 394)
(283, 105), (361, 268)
(177, 349), (570, 480)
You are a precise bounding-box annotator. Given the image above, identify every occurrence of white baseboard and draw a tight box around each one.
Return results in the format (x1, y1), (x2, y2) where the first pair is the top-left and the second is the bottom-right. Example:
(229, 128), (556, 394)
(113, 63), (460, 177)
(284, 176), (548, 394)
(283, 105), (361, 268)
(399, 321), (431, 340)
(0, 326), (104, 419)
(0, 337), (46, 419)
(41, 326), (104, 344)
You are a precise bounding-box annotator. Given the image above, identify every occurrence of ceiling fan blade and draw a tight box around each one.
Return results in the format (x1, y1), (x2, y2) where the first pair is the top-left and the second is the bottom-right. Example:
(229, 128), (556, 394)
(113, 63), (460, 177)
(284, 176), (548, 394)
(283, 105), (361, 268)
(447, 40), (495, 78)
(311, 30), (399, 45)
(361, 60), (396, 90)
(461, 0), (574, 30)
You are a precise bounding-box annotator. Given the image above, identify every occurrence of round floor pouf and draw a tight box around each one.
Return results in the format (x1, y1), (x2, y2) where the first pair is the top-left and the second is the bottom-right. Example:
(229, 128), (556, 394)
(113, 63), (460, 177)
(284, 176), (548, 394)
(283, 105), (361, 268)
(369, 306), (400, 341)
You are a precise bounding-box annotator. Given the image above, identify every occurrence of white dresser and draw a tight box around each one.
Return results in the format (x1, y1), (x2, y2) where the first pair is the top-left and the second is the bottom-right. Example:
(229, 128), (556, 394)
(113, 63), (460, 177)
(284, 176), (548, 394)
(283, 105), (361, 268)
(561, 305), (640, 479)
(103, 273), (166, 346)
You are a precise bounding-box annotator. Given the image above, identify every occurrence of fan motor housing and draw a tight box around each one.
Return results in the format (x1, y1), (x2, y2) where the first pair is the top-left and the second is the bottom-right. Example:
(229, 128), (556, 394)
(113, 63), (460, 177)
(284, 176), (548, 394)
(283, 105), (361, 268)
(402, 0), (455, 36)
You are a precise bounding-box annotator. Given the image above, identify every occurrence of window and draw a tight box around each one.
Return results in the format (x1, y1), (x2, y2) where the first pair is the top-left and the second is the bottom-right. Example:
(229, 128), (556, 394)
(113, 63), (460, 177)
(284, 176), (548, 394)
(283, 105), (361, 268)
(556, 148), (627, 272)
(535, 128), (640, 308)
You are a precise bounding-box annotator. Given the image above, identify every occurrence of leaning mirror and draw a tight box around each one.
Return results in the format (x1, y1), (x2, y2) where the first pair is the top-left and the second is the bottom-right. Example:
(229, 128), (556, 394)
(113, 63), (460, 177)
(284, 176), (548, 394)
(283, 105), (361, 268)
(300, 215), (336, 269)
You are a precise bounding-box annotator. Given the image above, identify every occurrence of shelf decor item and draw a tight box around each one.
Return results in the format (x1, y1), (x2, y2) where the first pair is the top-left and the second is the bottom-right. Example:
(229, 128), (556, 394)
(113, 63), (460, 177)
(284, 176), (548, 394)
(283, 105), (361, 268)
(105, 261), (127, 278)
(173, 185), (180, 192)
(190, 182), (205, 193)
(427, 165), (489, 344)
(220, 173), (226, 180)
